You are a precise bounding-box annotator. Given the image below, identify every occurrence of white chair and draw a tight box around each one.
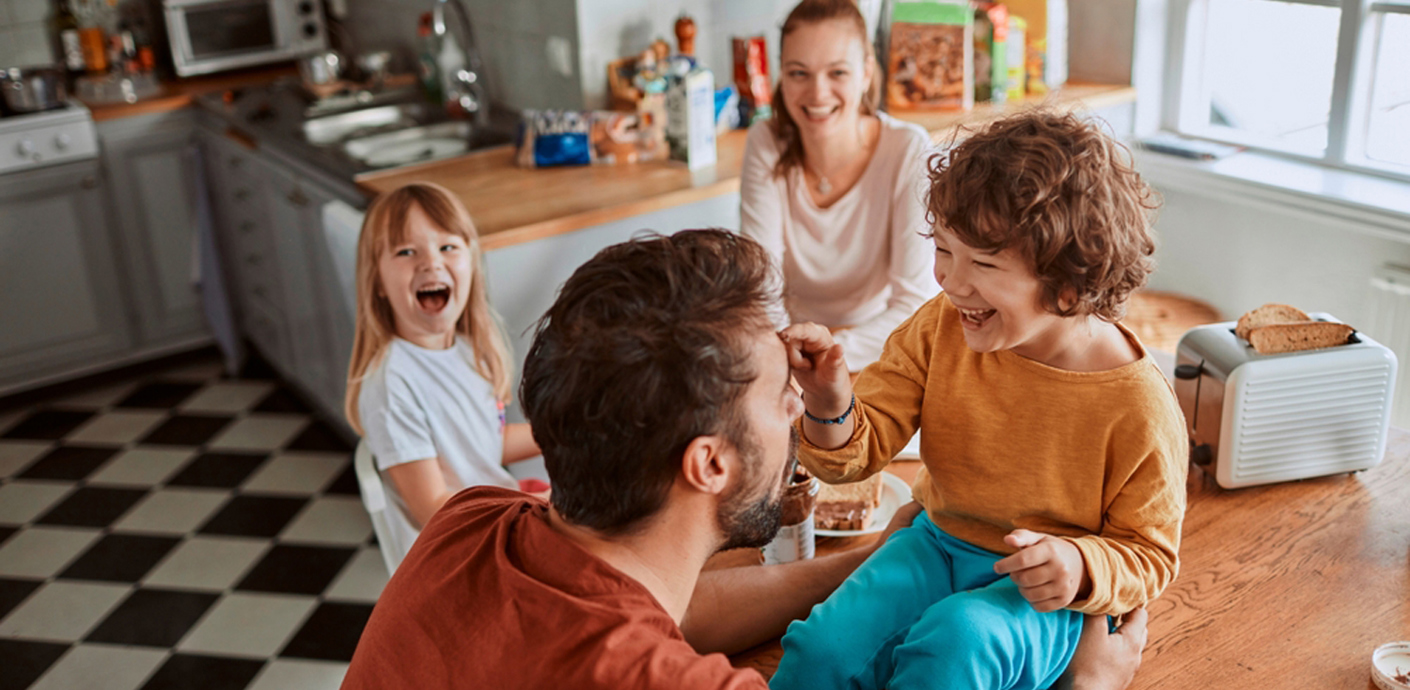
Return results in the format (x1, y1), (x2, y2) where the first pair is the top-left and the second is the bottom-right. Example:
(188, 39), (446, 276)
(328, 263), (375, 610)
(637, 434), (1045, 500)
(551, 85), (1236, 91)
(354, 442), (409, 576)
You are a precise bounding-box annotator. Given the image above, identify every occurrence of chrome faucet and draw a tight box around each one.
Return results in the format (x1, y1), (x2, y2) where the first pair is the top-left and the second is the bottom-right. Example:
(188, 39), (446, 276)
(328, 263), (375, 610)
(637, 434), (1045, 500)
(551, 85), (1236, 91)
(431, 0), (489, 127)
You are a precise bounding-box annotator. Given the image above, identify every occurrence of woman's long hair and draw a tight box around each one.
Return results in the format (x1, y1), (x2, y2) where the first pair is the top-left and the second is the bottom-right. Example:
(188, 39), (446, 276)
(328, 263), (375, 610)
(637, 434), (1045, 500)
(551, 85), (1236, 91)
(344, 182), (512, 435)
(770, 0), (882, 178)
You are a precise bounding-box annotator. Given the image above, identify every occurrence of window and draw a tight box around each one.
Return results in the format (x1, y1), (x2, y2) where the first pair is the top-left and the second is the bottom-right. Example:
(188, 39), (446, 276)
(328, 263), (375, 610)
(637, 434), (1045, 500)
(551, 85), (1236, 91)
(1168, 0), (1410, 180)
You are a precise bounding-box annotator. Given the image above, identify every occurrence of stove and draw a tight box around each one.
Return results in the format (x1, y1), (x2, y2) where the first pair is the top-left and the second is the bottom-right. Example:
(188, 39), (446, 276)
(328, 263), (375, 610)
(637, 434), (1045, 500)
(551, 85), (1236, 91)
(0, 102), (99, 175)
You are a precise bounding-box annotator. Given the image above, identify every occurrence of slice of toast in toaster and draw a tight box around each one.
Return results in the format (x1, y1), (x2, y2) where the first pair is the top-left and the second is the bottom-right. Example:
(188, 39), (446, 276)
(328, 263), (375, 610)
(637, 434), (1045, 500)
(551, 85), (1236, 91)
(1247, 321), (1355, 354)
(1235, 303), (1310, 341)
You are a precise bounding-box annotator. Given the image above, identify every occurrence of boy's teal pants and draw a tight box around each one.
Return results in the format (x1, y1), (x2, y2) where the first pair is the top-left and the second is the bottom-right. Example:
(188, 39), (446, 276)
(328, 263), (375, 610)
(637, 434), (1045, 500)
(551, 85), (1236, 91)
(770, 511), (1084, 690)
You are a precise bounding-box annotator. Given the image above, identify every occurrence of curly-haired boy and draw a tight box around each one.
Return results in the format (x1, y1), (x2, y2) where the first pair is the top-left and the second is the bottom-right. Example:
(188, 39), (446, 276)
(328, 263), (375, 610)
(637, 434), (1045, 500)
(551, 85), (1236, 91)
(772, 110), (1187, 690)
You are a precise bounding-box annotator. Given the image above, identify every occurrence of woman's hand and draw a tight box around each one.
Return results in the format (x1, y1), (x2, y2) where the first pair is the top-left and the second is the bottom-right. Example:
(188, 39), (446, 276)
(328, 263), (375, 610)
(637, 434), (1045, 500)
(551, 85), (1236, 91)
(780, 323), (852, 416)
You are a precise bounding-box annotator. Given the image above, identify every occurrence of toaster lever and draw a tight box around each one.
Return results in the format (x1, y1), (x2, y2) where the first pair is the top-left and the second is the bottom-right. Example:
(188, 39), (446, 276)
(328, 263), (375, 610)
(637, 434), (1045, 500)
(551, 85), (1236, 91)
(1175, 364), (1202, 379)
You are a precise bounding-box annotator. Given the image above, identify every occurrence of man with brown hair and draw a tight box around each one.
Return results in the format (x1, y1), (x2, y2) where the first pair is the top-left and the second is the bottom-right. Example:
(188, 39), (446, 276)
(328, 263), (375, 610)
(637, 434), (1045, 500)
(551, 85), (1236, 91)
(342, 229), (1148, 689)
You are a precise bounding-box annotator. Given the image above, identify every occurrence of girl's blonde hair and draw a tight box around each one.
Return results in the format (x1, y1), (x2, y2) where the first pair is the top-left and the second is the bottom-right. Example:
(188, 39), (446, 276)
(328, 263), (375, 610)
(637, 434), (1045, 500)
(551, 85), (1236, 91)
(344, 182), (512, 435)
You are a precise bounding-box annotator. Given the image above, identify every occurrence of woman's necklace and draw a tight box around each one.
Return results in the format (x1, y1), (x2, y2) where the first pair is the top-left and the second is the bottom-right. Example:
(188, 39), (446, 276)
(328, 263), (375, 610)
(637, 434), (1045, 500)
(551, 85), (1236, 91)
(805, 121), (872, 197)
(810, 165), (833, 195)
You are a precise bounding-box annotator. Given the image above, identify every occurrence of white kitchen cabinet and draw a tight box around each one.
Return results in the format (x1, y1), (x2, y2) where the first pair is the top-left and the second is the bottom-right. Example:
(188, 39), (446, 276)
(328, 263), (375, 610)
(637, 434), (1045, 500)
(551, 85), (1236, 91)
(0, 160), (134, 392)
(97, 110), (212, 350)
(198, 123), (355, 427)
(262, 159), (349, 418)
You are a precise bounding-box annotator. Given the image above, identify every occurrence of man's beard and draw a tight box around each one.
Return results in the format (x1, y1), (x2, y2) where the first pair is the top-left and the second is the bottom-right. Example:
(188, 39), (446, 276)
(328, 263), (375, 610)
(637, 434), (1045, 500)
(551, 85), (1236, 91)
(716, 427), (799, 552)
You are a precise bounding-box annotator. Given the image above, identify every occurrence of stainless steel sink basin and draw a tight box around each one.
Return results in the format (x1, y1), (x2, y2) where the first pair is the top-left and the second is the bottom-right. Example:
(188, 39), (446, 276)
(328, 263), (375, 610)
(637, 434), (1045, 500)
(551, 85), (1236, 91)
(291, 93), (517, 172)
(300, 102), (440, 145)
(342, 121), (473, 167)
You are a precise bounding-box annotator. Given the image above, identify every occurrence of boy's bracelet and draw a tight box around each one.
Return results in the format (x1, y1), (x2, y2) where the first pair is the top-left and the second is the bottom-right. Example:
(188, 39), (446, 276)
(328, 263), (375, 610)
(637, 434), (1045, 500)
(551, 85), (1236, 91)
(804, 394), (856, 425)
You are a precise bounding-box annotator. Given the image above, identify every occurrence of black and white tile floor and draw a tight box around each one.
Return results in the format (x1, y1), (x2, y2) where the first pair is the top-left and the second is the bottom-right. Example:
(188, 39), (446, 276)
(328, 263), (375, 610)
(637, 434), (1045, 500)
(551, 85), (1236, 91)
(0, 356), (387, 690)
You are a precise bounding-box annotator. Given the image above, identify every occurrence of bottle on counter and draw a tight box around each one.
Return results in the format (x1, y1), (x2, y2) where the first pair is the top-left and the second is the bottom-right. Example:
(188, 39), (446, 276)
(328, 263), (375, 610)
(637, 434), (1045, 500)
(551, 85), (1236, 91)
(72, 0), (107, 74)
(416, 13), (443, 105)
(53, 0), (86, 78)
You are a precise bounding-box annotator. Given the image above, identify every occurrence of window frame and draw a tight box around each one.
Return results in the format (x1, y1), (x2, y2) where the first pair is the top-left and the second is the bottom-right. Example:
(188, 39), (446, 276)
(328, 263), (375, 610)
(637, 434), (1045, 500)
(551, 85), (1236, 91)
(1163, 0), (1410, 183)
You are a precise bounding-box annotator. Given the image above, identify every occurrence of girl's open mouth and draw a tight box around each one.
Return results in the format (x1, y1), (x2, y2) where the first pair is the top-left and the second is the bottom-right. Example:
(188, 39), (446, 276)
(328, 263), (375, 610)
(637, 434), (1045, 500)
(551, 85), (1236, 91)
(416, 284), (452, 314)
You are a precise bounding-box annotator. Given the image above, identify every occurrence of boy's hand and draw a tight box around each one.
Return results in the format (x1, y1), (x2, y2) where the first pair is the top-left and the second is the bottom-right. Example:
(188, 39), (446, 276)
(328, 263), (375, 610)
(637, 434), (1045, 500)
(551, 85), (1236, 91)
(993, 529), (1091, 612)
(779, 323), (851, 416)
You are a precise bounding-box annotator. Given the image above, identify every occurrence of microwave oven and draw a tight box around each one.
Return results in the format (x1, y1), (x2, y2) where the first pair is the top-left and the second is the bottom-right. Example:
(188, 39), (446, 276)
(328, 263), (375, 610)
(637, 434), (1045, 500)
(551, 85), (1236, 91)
(163, 0), (327, 77)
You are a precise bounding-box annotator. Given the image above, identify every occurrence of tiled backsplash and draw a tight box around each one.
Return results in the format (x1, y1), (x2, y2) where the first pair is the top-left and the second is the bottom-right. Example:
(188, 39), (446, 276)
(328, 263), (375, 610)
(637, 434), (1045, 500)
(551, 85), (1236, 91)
(342, 0), (582, 111)
(0, 0), (57, 69)
(575, 0), (800, 110)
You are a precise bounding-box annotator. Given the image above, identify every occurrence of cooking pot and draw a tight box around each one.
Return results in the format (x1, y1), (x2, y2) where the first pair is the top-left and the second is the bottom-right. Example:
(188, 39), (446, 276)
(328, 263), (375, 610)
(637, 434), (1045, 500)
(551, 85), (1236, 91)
(1, 65), (68, 114)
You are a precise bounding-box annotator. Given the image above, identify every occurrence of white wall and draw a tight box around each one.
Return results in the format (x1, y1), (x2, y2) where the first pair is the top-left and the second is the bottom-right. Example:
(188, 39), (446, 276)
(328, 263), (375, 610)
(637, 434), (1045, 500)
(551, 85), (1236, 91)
(485, 191), (741, 422)
(1144, 179), (1410, 333)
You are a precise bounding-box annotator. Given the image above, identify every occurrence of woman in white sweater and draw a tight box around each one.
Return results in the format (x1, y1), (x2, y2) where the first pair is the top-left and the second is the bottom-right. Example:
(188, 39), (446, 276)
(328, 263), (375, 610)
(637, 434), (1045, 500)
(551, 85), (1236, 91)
(740, 0), (938, 371)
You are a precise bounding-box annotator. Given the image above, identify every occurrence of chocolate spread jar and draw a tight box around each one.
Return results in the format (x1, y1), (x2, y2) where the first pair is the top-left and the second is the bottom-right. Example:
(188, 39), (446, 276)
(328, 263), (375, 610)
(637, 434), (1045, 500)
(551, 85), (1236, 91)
(763, 468), (819, 564)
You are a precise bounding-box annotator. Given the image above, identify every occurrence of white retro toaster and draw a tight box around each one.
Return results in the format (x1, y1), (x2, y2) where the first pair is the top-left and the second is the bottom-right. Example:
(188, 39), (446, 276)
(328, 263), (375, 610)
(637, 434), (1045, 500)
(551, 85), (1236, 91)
(1173, 315), (1399, 489)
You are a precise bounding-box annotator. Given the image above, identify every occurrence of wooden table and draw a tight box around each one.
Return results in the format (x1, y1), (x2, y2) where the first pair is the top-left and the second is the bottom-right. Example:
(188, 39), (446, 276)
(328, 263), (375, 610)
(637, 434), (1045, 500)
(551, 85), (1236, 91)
(727, 428), (1410, 689)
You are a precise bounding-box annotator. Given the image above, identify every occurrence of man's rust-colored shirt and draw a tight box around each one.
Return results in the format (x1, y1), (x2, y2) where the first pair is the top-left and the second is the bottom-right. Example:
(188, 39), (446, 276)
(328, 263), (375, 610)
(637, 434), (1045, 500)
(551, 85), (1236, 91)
(343, 487), (768, 689)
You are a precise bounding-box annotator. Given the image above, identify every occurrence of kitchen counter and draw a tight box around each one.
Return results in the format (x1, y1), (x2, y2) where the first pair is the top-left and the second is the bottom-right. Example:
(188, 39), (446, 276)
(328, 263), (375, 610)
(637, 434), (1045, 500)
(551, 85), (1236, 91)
(357, 82), (1137, 251)
(83, 65), (296, 122)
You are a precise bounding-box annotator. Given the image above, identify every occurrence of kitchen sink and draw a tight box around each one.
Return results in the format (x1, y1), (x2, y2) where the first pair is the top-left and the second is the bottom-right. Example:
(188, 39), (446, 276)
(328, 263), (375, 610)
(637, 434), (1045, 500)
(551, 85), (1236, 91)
(300, 101), (441, 146)
(298, 98), (516, 171)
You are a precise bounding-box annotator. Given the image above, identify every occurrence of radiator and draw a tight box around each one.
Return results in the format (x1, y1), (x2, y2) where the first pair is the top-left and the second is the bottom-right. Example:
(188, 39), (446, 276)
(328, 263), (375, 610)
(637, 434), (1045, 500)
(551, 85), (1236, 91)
(1368, 264), (1410, 429)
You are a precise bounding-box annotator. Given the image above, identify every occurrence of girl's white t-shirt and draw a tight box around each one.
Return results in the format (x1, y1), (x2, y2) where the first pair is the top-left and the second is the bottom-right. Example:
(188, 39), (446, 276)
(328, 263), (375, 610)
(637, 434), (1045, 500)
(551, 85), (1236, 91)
(358, 337), (516, 556)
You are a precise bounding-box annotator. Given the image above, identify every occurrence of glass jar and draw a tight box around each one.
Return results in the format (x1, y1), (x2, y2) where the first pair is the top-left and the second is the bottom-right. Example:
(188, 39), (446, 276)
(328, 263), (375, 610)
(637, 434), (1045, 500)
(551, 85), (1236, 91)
(763, 469), (819, 565)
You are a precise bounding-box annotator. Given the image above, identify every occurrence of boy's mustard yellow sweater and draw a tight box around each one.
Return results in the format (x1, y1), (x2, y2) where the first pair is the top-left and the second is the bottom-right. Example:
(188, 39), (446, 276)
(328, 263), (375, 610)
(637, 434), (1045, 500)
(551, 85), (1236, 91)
(799, 293), (1188, 616)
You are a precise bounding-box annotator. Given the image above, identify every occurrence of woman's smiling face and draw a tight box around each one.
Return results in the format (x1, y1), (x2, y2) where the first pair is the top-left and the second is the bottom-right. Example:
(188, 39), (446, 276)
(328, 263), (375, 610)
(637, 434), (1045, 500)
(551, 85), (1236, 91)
(779, 18), (872, 141)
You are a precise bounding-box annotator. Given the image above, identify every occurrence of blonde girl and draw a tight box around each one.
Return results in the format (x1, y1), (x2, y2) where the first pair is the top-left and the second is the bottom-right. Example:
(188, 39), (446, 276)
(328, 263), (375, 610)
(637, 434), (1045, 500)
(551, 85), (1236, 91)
(346, 182), (542, 559)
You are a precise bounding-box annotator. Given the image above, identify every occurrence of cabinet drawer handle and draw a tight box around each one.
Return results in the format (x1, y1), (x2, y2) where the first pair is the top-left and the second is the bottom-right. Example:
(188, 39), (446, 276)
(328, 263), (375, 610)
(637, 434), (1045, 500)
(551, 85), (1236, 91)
(234, 189), (251, 202)
(287, 189), (309, 207)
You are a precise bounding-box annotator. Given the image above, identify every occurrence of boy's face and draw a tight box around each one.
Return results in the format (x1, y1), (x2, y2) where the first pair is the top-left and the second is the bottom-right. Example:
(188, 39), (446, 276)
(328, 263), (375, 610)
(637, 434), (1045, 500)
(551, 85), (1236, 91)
(931, 227), (1075, 363)
(377, 203), (473, 349)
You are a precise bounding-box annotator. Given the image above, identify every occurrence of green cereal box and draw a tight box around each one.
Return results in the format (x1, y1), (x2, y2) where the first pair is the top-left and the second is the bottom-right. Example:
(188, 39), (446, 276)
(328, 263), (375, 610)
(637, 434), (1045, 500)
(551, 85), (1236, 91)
(887, 1), (974, 111)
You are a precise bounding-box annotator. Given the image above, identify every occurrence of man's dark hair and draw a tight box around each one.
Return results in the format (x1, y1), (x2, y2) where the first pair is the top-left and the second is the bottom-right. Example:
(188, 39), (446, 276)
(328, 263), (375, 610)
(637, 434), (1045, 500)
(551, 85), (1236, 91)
(520, 229), (777, 534)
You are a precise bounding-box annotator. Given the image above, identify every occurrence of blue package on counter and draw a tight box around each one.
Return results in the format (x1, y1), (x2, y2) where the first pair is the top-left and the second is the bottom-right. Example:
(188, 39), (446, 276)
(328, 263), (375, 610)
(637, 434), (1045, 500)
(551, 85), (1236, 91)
(516, 110), (593, 168)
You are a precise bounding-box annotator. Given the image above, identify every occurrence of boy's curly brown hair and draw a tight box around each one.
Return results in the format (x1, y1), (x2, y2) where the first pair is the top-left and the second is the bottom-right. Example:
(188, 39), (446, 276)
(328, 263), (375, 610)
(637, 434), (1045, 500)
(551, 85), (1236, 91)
(925, 109), (1160, 322)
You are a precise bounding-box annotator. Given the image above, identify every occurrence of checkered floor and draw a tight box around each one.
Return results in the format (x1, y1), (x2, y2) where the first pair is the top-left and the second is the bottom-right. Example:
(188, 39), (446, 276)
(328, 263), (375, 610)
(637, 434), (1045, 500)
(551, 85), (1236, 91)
(0, 356), (386, 690)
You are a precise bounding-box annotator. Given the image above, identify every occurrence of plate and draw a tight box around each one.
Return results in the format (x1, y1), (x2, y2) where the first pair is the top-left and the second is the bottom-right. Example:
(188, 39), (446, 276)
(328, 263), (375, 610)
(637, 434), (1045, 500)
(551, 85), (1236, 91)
(814, 472), (913, 537)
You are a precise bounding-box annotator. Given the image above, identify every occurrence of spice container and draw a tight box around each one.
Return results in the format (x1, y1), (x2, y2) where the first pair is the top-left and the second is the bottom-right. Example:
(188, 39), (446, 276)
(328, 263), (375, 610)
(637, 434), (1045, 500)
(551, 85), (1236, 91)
(763, 468), (819, 565)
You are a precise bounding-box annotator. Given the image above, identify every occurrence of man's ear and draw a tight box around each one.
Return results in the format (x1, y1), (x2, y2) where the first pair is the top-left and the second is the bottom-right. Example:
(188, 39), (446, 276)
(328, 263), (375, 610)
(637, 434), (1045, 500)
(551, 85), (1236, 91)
(679, 434), (732, 497)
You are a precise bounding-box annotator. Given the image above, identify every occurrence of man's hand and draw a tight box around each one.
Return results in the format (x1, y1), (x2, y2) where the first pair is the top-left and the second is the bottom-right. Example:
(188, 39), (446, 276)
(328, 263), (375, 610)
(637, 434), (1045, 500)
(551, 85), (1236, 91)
(871, 500), (923, 552)
(993, 529), (1091, 612)
(779, 323), (851, 416)
(1070, 608), (1149, 690)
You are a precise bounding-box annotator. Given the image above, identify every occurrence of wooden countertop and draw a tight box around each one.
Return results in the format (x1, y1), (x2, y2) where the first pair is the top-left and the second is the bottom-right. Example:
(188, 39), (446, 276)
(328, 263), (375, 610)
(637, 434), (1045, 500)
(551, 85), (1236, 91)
(727, 428), (1410, 690)
(358, 82), (1137, 251)
(83, 65), (295, 122)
